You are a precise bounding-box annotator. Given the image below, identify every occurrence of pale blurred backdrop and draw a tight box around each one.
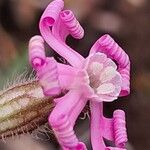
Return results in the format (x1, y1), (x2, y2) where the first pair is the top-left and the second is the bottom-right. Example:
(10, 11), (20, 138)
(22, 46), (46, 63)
(0, 0), (150, 150)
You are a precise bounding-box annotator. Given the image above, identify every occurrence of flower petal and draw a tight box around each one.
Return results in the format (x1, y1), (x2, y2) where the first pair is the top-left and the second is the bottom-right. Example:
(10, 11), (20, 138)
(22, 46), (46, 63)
(108, 72), (122, 86)
(90, 62), (103, 75)
(97, 83), (115, 95)
(91, 52), (107, 63)
(85, 52), (107, 69)
(100, 66), (116, 83)
(108, 86), (121, 97)
(104, 58), (117, 69)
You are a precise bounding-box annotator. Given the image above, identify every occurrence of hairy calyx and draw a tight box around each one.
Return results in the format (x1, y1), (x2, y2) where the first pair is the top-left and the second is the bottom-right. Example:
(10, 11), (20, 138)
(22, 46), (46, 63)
(0, 81), (54, 140)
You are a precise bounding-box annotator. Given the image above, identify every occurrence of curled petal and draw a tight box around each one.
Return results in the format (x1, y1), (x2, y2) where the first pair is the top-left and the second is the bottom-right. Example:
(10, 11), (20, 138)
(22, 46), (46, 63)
(90, 102), (128, 150)
(41, 0), (64, 26)
(52, 18), (69, 42)
(90, 34), (129, 68)
(49, 90), (87, 149)
(113, 110), (128, 148)
(118, 64), (130, 96)
(29, 35), (46, 69)
(39, 0), (84, 68)
(37, 57), (61, 96)
(60, 10), (84, 39)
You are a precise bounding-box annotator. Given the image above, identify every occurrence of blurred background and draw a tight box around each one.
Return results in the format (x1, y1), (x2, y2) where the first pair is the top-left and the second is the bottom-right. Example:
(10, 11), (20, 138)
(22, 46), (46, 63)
(0, 0), (150, 149)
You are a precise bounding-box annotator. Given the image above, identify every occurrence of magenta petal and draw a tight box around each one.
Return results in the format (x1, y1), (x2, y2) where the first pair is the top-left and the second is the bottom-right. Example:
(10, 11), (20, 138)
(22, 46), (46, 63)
(69, 97), (88, 126)
(52, 90), (82, 115)
(57, 63), (79, 90)
(90, 101), (106, 149)
(118, 63), (130, 96)
(90, 101), (128, 150)
(113, 110), (128, 148)
(49, 90), (87, 149)
(29, 35), (46, 70)
(39, 0), (84, 68)
(101, 117), (114, 141)
(60, 10), (84, 39)
(36, 57), (61, 96)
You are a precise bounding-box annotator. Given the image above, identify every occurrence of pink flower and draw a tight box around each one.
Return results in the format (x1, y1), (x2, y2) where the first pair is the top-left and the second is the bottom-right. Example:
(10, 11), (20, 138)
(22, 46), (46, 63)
(29, 0), (130, 150)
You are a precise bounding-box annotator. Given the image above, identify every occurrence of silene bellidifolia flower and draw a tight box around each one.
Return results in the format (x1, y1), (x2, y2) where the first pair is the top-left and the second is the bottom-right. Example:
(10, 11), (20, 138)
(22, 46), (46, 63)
(0, 0), (129, 149)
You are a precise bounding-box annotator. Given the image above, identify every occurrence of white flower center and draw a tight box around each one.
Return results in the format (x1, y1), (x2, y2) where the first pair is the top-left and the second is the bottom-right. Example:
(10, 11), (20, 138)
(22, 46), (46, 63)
(90, 62), (103, 75)
(85, 53), (121, 99)
(88, 62), (116, 93)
